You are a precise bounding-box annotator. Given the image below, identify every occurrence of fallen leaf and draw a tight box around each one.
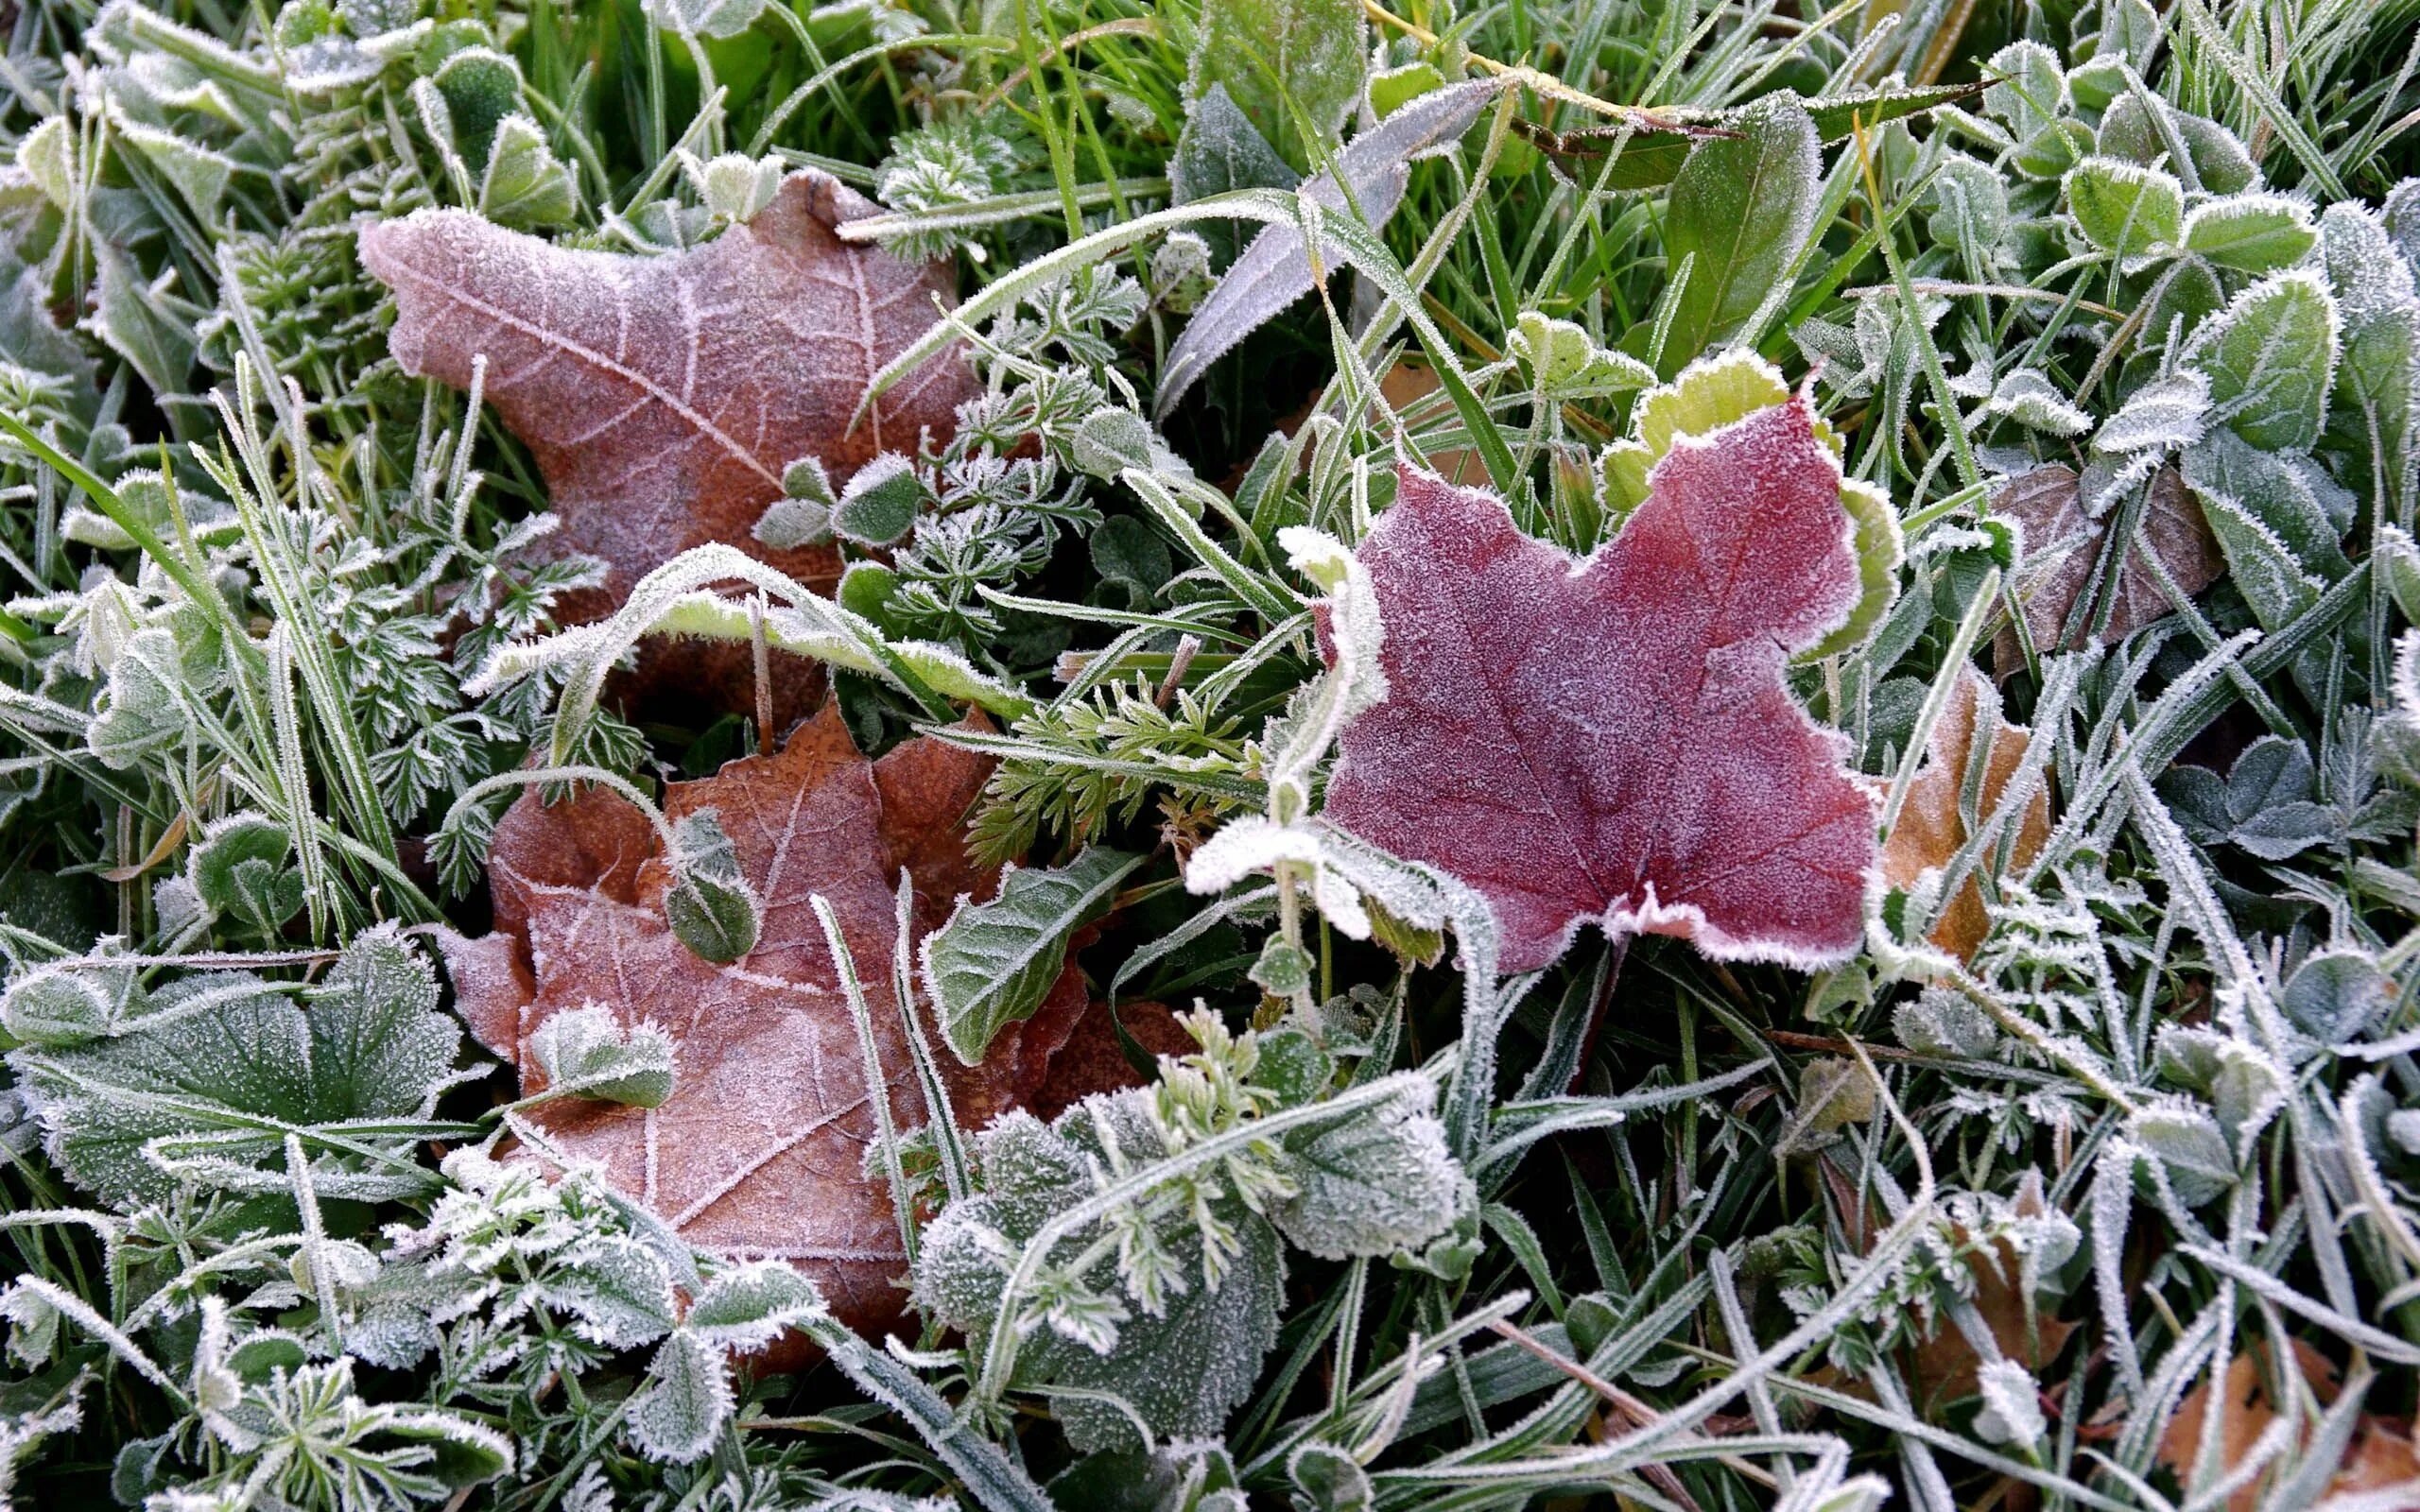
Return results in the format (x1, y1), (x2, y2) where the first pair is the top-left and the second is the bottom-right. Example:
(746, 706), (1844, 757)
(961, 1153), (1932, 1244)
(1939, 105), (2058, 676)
(1878, 665), (2053, 958)
(1322, 396), (1876, 974)
(439, 709), (1175, 1338)
(1908, 1233), (2077, 1408)
(2157, 1340), (2420, 1512)
(1993, 463), (2222, 663)
(361, 172), (977, 717)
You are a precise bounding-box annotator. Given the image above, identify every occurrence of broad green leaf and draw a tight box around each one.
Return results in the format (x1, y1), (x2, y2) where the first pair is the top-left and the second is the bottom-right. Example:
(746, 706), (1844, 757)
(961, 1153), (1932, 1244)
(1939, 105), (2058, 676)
(2194, 484), (2322, 630)
(2279, 949), (2394, 1043)
(2189, 270), (2339, 452)
(2066, 156), (2182, 262)
(1660, 92), (1820, 373)
(9, 927), (463, 1206)
(628, 1330), (735, 1463)
(2129, 1104), (2236, 1207)
(528, 1005), (676, 1108)
(1270, 1074), (1464, 1259)
(478, 113), (578, 230)
(924, 847), (1144, 1064)
(2097, 94), (2256, 195)
(1927, 155), (2009, 266)
(1981, 41), (2066, 138)
(683, 1260), (826, 1351)
(1038, 1209), (1284, 1453)
(2013, 118), (2095, 180)
(187, 814), (302, 939)
(2181, 430), (2349, 582)
(2181, 193), (2317, 273)
(1185, 0), (1366, 173)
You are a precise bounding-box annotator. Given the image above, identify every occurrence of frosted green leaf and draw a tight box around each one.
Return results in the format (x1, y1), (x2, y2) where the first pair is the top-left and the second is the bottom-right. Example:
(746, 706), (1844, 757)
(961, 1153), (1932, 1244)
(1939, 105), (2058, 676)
(1289, 1443), (1373, 1511)
(2093, 369), (2208, 455)
(528, 1005), (676, 1108)
(2279, 949), (2393, 1044)
(112, 119), (236, 218)
(2161, 735), (2336, 858)
(663, 810), (760, 964)
(430, 47), (523, 172)
(2188, 270), (2338, 453)
(1974, 1359), (2047, 1448)
(1661, 92), (1821, 373)
(628, 1330), (734, 1463)
(2181, 193), (2316, 273)
(1982, 42), (2066, 136)
(1185, 0), (1367, 172)
(1155, 80), (1500, 415)
(1169, 83), (1301, 207)
(2128, 1102), (2236, 1207)
(478, 114), (578, 230)
(2013, 118), (2095, 180)
(2097, 95), (2256, 196)
(682, 150), (783, 223)
(1270, 1074), (1464, 1259)
(9, 927), (462, 1206)
(925, 848), (1143, 1064)
(1892, 987), (1998, 1058)
(17, 117), (72, 209)
(2187, 485), (2320, 629)
(1370, 61), (1444, 118)
(91, 243), (199, 400)
(1985, 368), (2092, 437)
(641, 0), (768, 37)
(1040, 1212), (1284, 1453)
(0, 965), (145, 1050)
(2066, 157), (2182, 262)
(2181, 429), (2349, 586)
(187, 814), (302, 939)
(543, 1236), (680, 1349)
(1073, 408), (1157, 479)
(1927, 155), (2009, 266)
(831, 454), (926, 546)
(683, 1260), (826, 1352)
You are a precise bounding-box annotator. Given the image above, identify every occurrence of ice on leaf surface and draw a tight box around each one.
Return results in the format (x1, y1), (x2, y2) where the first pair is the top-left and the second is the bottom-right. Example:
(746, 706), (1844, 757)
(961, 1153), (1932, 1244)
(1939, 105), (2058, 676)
(360, 171), (976, 607)
(436, 710), (1175, 1337)
(1322, 384), (1877, 973)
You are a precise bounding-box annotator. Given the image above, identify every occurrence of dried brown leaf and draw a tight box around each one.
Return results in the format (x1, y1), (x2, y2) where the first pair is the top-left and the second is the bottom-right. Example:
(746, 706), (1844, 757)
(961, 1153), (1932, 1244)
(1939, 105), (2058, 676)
(1879, 665), (2052, 958)
(1993, 463), (2222, 662)
(2157, 1341), (2420, 1512)
(361, 172), (977, 719)
(440, 709), (1175, 1338)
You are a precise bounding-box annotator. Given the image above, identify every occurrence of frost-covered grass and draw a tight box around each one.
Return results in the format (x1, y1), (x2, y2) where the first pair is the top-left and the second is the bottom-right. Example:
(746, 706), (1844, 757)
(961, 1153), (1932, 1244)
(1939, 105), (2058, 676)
(2, 0), (2419, 1508)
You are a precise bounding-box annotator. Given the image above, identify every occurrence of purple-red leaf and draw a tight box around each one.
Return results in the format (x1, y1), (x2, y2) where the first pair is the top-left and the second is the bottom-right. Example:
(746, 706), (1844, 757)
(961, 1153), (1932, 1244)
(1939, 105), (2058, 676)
(1322, 399), (1876, 973)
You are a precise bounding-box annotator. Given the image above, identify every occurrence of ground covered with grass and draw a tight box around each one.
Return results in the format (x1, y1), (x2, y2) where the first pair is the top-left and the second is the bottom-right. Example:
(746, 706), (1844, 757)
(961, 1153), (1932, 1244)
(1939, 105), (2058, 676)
(1, 0), (2418, 1507)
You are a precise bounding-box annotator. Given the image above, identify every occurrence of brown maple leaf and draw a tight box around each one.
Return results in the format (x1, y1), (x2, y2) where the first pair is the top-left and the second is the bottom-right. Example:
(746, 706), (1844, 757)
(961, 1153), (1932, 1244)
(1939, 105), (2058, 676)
(438, 709), (1177, 1336)
(1878, 665), (2052, 959)
(1993, 463), (2222, 663)
(361, 173), (976, 719)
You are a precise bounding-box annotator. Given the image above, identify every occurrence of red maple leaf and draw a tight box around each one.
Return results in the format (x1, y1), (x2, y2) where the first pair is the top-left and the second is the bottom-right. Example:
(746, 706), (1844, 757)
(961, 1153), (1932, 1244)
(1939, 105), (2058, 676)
(1322, 398), (1876, 974)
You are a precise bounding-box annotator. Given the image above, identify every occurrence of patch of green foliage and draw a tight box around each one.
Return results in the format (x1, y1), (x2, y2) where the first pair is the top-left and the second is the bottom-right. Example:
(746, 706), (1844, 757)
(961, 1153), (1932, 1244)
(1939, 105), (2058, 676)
(1, 0), (2418, 1507)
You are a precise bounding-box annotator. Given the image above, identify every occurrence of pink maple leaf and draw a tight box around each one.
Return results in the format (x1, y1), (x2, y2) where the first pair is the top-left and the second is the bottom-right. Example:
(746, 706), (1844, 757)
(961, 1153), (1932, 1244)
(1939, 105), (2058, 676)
(1323, 398), (1877, 974)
